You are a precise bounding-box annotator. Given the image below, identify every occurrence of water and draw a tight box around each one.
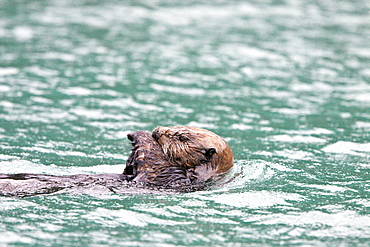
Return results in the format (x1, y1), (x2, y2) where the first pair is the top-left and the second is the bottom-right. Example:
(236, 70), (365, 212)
(1, 0), (370, 245)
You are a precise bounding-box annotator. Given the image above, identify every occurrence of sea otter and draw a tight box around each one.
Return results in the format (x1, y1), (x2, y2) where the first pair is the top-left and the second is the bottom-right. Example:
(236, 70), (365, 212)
(0, 126), (234, 197)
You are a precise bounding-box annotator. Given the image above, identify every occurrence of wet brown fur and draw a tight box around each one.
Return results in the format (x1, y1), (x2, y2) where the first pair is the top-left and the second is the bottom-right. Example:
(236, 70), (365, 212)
(151, 126), (234, 182)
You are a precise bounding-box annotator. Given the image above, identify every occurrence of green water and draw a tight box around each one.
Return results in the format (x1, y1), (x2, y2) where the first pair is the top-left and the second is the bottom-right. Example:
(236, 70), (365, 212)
(1, 0), (370, 246)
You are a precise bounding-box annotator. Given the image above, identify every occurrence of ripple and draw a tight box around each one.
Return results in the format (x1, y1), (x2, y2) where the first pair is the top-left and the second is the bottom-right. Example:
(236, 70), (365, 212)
(0, 160), (64, 175)
(304, 184), (348, 193)
(258, 210), (370, 238)
(13, 26), (33, 41)
(354, 121), (370, 129)
(322, 141), (370, 156)
(0, 232), (35, 245)
(83, 208), (190, 227)
(26, 66), (59, 77)
(0, 159), (124, 176)
(151, 83), (206, 96)
(22, 147), (87, 157)
(273, 150), (314, 160)
(0, 197), (39, 211)
(70, 107), (128, 120)
(98, 98), (163, 112)
(210, 160), (285, 191)
(219, 44), (284, 61)
(284, 128), (335, 135)
(199, 191), (304, 208)
(42, 52), (77, 62)
(267, 134), (327, 143)
(230, 123), (253, 131)
(0, 154), (19, 160)
(74, 164), (124, 174)
(60, 87), (94, 96)
(0, 84), (11, 92)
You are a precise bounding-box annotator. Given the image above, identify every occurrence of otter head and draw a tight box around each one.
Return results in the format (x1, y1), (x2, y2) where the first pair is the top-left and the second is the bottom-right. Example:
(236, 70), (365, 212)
(152, 126), (233, 179)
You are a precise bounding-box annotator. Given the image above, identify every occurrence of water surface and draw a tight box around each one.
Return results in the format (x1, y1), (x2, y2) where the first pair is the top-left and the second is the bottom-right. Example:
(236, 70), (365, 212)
(1, 0), (370, 246)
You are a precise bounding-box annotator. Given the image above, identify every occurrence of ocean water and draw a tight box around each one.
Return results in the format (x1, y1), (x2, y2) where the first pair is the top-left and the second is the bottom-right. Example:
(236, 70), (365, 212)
(1, 0), (370, 246)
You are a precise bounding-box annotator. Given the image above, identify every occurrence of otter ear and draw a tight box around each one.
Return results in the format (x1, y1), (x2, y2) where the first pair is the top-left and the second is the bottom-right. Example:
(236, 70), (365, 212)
(205, 148), (216, 160)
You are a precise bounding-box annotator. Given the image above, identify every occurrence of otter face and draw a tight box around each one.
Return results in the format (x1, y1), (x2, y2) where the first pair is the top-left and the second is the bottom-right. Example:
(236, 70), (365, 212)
(152, 126), (233, 175)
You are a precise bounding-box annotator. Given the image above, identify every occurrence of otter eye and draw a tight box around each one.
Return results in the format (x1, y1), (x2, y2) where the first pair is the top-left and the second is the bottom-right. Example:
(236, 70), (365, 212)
(178, 136), (189, 142)
(205, 148), (216, 160)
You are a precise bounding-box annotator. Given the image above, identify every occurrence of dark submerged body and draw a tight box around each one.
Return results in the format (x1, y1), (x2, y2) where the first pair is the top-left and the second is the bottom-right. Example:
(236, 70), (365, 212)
(0, 173), (127, 197)
(0, 131), (205, 197)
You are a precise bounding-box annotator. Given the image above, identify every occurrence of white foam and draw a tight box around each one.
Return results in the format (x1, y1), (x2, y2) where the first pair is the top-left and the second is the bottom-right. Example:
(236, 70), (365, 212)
(0, 67), (19, 76)
(258, 210), (370, 238)
(151, 83), (205, 96)
(21, 146), (87, 157)
(354, 121), (370, 129)
(0, 154), (19, 161)
(198, 191), (303, 208)
(26, 66), (59, 77)
(322, 141), (370, 156)
(285, 128), (334, 135)
(0, 160), (63, 175)
(0, 85), (10, 92)
(60, 87), (93, 96)
(0, 232), (35, 245)
(31, 97), (53, 104)
(274, 150), (314, 160)
(84, 207), (190, 227)
(43, 52), (76, 62)
(74, 164), (124, 174)
(231, 123), (253, 130)
(361, 68), (370, 77)
(151, 74), (191, 84)
(13, 26), (33, 41)
(268, 134), (327, 143)
(219, 44), (283, 61)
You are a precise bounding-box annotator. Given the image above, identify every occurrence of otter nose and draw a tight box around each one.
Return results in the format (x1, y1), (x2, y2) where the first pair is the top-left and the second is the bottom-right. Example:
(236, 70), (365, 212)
(152, 127), (163, 141)
(152, 131), (160, 141)
(127, 132), (135, 141)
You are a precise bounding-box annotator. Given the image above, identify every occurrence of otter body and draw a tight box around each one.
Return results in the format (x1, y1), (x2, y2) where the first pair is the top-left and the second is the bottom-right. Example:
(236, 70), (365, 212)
(0, 126), (234, 197)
